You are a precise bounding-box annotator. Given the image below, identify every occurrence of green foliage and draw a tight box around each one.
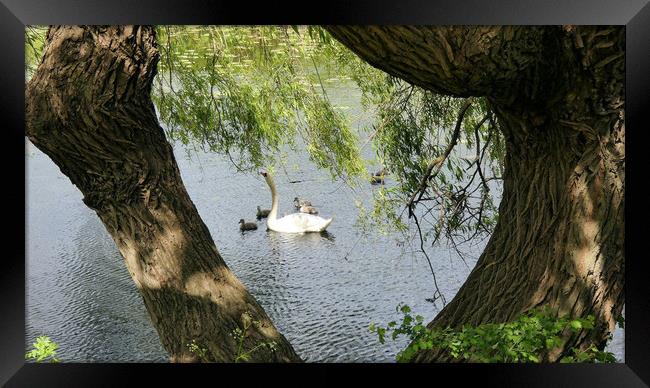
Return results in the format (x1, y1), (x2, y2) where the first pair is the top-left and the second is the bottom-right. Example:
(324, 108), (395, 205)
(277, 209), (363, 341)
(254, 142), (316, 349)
(231, 311), (277, 363)
(560, 343), (617, 363)
(26, 335), (60, 363)
(363, 87), (502, 244)
(370, 305), (616, 363)
(354, 186), (409, 236)
(153, 26), (364, 179)
(318, 31), (505, 245)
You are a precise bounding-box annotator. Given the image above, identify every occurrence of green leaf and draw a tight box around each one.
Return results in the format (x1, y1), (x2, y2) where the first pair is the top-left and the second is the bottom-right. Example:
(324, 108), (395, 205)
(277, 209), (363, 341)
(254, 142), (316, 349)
(377, 327), (386, 344)
(374, 305), (613, 364)
(545, 338), (556, 349)
(569, 320), (582, 331)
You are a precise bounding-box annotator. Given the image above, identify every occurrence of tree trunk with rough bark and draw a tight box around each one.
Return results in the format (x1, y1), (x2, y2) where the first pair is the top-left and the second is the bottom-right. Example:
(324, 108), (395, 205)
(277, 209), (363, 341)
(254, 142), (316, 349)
(326, 26), (624, 362)
(25, 25), (301, 363)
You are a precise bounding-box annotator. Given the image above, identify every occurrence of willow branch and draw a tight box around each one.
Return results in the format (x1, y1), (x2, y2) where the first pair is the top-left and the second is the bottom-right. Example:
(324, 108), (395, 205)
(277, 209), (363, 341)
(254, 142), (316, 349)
(473, 114), (491, 191)
(407, 98), (473, 217)
(412, 210), (447, 306)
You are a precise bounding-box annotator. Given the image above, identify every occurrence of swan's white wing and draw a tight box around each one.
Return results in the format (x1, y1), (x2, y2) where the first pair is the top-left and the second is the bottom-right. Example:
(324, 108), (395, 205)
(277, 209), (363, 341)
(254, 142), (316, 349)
(274, 213), (332, 232)
(281, 213), (323, 229)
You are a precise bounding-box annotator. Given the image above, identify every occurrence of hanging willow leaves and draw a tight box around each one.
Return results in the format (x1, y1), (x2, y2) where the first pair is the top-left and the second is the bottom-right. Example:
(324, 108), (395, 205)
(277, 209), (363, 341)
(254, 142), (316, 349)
(152, 26), (364, 179)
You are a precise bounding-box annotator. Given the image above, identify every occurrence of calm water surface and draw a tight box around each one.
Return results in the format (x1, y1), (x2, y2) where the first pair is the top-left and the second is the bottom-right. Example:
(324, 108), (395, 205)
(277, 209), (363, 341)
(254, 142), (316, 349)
(26, 81), (623, 362)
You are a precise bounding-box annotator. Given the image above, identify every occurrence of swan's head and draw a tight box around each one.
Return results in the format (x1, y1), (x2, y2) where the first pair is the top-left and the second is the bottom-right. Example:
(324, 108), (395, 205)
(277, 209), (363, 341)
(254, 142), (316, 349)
(293, 197), (299, 203)
(259, 170), (273, 185)
(239, 219), (245, 224)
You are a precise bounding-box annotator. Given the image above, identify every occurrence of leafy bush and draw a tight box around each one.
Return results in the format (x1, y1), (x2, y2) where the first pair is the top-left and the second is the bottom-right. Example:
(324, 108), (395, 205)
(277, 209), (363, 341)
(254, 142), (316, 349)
(25, 336), (60, 363)
(369, 304), (616, 363)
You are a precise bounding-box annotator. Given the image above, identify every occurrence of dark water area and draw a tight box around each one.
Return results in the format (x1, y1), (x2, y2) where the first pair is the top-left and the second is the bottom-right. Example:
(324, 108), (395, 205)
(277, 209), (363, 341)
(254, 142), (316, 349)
(25, 80), (623, 362)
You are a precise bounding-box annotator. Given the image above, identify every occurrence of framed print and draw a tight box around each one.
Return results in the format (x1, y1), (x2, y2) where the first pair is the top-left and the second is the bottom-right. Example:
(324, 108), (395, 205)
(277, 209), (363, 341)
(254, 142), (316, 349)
(2, 0), (649, 386)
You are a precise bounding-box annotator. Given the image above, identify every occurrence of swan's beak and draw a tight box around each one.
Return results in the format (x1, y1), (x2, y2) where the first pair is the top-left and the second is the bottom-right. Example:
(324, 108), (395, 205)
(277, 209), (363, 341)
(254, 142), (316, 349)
(259, 171), (268, 177)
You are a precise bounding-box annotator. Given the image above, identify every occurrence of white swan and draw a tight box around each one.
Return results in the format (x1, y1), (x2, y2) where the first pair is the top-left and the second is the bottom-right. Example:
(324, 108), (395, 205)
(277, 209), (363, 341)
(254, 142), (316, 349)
(260, 171), (333, 233)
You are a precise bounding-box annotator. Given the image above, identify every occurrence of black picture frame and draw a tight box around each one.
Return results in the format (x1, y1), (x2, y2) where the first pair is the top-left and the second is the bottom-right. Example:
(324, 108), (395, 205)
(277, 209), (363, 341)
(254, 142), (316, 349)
(2, 0), (649, 386)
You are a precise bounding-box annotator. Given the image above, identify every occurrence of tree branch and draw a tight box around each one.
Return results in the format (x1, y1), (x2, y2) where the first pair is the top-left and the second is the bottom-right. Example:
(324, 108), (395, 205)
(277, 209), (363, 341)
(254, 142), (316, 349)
(325, 26), (550, 103)
(407, 98), (473, 217)
(412, 209), (447, 307)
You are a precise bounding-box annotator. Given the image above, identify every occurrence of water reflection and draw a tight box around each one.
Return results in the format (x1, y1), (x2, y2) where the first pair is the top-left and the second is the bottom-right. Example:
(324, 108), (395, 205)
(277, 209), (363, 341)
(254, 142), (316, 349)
(267, 229), (336, 245)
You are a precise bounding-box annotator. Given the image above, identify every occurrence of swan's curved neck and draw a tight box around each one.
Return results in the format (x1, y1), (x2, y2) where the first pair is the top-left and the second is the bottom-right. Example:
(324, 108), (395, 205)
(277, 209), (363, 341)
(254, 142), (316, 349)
(265, 175), (279, 221)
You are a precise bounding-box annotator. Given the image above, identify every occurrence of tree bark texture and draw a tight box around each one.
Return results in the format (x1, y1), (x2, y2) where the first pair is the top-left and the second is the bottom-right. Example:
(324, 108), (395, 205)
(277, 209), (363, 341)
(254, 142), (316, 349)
(326, 26), (624, 361)
(25, 26), (301, 362)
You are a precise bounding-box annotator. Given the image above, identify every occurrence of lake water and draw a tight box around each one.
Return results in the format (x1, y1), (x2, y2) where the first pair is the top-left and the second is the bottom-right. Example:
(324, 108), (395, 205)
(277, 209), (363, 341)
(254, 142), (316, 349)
(25, 80), (623, 362)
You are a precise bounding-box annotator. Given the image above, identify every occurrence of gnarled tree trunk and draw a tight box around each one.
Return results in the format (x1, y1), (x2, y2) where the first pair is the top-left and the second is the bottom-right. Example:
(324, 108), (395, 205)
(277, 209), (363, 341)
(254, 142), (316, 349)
(25, 25), (301, 362)
(326, 25), (624, 361)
